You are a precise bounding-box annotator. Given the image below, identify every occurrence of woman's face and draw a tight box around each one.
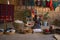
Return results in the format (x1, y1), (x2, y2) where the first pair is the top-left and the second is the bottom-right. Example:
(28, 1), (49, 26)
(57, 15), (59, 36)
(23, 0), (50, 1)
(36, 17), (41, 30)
(37, 16), (39, 19)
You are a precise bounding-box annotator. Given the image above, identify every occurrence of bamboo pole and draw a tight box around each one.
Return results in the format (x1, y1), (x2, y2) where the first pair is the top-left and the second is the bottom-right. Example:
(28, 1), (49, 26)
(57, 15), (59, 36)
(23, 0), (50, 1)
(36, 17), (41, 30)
(4, 0), (10, 30)
(4, 19), (7, 30)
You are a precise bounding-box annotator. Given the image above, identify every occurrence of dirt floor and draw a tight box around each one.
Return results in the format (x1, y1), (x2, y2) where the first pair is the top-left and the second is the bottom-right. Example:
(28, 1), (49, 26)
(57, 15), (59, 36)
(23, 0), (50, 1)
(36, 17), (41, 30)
(0, 33), (56, 40)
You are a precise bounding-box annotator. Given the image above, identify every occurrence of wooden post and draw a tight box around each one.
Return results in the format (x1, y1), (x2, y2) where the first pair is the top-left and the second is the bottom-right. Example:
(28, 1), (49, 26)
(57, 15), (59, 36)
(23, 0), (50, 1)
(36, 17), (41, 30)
(4, 0), (10, 30)
(4, 19), (7, 30)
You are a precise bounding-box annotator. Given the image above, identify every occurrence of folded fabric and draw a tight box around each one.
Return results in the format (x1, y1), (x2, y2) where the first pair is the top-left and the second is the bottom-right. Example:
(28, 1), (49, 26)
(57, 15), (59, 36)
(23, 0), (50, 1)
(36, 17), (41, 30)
(0, 29), (4, 32)
(6, 29), (15, 33)
(33, 29), (42, 32)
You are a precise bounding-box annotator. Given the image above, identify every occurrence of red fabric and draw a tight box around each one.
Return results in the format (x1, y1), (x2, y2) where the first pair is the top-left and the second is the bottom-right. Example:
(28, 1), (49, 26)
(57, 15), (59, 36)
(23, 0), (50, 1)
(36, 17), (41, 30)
(50, 0), (54, 10)
(45, 29), (49, 32)
(0, 16), (4, 20)
(5, 16), (10, 21)
(7, 5), (14, 22)
(46, 1), (50, 7)
(0, 4), (14, 22)
(31, 9), (35, 18)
